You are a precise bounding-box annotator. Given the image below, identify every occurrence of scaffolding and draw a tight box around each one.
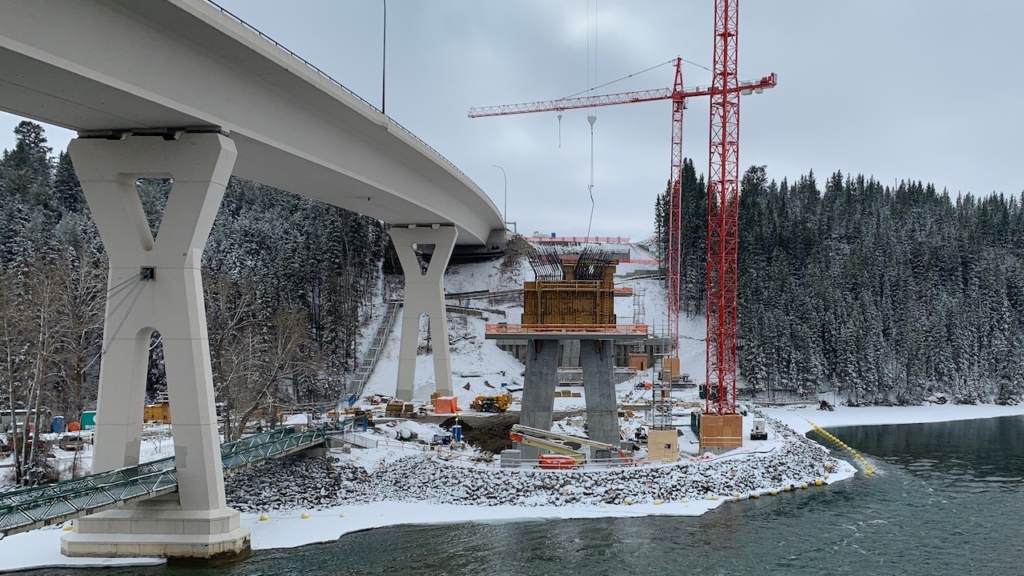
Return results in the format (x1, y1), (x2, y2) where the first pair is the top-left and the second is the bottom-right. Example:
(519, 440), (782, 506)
(651, 383), (674, 430)
(632, 287), (646, 326)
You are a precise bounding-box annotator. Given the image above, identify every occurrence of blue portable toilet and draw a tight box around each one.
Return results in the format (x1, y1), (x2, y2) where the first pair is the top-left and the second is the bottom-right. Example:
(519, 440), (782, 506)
(52, 416), (65, 434)
(452, 423), (463, 443)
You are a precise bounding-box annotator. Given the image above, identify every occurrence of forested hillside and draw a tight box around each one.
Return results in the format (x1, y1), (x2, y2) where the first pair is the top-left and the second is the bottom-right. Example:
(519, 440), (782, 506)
(0, 122), (389, 456)
(657, 162), (1024, 405)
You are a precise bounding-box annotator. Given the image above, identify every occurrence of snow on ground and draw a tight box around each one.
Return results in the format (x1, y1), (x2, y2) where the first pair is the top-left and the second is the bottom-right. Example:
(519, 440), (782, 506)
(0, 528), (165, 572)
(764, 402), (1024, 435)
(5, 242), (1024, 569)
(361, 311), (526, 408)
(1, 425), (176, 492)
(361, 256), (529, 408)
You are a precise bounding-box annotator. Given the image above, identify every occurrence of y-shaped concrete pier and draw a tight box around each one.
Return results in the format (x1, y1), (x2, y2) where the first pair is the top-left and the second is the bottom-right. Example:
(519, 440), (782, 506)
(61, 133), (249, 559)
(388, 225), (458, 401)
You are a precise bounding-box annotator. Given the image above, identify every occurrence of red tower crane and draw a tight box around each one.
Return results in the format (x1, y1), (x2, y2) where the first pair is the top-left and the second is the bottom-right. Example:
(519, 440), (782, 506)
(469, 1), (773, 414)
(706, 0), (742, 416)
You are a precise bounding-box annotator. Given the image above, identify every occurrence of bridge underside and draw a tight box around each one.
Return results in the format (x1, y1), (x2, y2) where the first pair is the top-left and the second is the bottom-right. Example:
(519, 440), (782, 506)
(0, 0), (504, 246)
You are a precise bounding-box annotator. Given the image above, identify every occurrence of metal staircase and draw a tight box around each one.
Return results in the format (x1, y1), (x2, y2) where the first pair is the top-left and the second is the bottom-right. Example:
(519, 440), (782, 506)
(348, 300), (402, 399)
(0, 426), (335, 536)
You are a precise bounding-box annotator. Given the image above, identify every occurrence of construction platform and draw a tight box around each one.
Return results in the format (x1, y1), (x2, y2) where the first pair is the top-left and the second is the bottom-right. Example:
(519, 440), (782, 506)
(485, 323), (648, 340)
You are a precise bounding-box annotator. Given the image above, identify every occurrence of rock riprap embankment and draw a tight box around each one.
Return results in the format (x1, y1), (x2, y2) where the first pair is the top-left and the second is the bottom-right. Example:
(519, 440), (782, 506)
(226, 428), (838, 512)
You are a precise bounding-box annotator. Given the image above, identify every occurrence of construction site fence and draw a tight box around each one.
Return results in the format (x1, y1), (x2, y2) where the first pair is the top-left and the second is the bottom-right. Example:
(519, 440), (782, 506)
(486, 324), (649, 336)
(342, 432), (379, 449)
(522, 236), (630, 244)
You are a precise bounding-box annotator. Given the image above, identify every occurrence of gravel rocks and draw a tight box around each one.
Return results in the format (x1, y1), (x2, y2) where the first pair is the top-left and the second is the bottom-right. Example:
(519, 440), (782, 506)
(226, 420), (839, 512)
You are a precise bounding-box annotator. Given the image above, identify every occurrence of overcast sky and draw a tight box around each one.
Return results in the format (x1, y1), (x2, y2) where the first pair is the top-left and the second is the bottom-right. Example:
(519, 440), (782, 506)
(3, 1), (1023, 240)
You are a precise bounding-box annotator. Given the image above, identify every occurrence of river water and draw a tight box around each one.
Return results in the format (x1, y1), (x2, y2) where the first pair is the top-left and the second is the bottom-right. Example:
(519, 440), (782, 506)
(23, 416), (1024, 576)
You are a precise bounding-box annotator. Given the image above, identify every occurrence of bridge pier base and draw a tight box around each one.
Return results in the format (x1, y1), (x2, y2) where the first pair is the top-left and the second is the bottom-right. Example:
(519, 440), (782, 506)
(580, 339), (618, 447)
(389, 225), (458, 401)
(60, 133), (249, 559)
(518, 339), (560, 462)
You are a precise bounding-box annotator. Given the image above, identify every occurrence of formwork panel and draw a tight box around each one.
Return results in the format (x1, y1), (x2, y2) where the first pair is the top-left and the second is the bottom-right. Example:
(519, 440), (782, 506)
(647, 429), (679, 463)
(663, 358), (680, 377)
(699, 414), (743, 449)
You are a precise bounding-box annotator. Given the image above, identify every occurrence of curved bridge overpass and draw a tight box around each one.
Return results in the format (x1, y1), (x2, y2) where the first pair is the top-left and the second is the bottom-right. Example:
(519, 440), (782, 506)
(0, 0), (499, 559)
(0, 0), (503, 244)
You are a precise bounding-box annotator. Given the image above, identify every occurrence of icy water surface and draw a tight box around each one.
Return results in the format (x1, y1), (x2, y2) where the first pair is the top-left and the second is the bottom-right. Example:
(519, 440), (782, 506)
(21, 416), (1024, 575)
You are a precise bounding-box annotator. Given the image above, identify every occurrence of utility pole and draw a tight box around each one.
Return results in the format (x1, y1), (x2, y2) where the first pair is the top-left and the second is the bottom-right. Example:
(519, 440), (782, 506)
(492, 164), (507, 229)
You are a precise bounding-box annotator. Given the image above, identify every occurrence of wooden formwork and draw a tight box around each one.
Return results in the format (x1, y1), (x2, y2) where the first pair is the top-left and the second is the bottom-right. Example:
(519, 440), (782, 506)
(662, 358), (680, 377)
(628, 353), (649, 371)
(647, 429), (679, 463)
(522, 280), (616, 325)
(699, 414), (743, 449)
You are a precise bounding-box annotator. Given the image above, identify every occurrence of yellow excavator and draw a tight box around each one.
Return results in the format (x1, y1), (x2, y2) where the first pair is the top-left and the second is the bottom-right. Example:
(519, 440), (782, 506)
(470, 393), (512, 413)
(509, 424), (633, 469)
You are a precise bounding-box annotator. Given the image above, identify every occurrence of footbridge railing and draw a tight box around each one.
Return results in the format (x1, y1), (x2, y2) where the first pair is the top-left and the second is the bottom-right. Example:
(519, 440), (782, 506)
(0, 426), (334, 536)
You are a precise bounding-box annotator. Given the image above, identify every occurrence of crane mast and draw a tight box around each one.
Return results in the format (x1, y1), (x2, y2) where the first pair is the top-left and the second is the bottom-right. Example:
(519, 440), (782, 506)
(667, 59), (684, 380)
(706, 0), (740, 416)
(468, 1), (773, 418)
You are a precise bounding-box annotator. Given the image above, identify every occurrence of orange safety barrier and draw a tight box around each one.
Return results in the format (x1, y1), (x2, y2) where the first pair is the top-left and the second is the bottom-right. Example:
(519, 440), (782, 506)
(613, 287), (634, 295)
(486, 324), (648, 335)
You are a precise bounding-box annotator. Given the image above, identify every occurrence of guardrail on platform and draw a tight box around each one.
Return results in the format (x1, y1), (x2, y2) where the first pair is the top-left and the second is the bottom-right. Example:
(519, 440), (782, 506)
(485, 324), (649, 336)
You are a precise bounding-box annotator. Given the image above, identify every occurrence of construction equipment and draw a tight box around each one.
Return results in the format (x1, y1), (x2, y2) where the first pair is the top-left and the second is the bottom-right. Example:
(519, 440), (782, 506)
(750, 418), (768, 441)
(470, 393), (512, 413)
(470, 0), (771, 419)
(509, 424), (632, 469)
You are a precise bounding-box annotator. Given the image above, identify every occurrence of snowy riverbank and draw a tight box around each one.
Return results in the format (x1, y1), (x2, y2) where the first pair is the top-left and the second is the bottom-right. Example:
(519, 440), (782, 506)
(763, 402), (1024, 435)
(6, 401), (1024, 572)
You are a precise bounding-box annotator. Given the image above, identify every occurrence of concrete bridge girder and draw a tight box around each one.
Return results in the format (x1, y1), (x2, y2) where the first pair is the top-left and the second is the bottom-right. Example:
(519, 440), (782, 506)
(60, 133), (249, 558)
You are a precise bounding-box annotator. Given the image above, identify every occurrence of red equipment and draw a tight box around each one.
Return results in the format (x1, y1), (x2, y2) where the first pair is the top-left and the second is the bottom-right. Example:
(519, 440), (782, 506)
(537, 454), (578, 470)
(469, 1), (773, 417)
(705, 0), (741, 416)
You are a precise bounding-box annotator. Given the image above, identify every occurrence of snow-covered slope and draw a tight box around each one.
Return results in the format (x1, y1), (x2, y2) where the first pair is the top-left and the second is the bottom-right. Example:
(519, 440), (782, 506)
(361, 256), (531, 406)
(361, 244), (708, 406)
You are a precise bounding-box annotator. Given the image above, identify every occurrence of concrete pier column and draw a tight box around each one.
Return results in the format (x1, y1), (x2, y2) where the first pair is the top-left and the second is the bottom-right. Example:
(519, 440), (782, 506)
(61, 133), (249, 559)
(388, 225), (458, 401)
(561, 339), (581, 367)
(581, 339), (619, 447)
(518, 338), (559, 461)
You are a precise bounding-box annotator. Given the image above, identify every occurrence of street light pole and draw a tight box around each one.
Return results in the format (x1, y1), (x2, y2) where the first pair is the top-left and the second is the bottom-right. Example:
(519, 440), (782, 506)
(492, 165), (507, 230)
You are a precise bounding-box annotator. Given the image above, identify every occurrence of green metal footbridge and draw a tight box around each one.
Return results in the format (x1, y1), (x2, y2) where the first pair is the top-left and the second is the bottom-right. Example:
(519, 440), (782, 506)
(0, 426), (337, 537)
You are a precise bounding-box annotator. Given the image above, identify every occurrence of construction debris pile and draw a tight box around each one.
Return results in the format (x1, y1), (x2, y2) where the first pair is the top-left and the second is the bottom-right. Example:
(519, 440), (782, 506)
(226, 425), (839, 512)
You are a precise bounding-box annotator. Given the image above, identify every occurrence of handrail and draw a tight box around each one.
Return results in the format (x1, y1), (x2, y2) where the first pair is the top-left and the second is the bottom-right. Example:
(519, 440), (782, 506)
(486, 324), (649, 335)
(0, 426), (335, 535)
(201, 1), (484, 194)
(522, 236), (631, 243)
